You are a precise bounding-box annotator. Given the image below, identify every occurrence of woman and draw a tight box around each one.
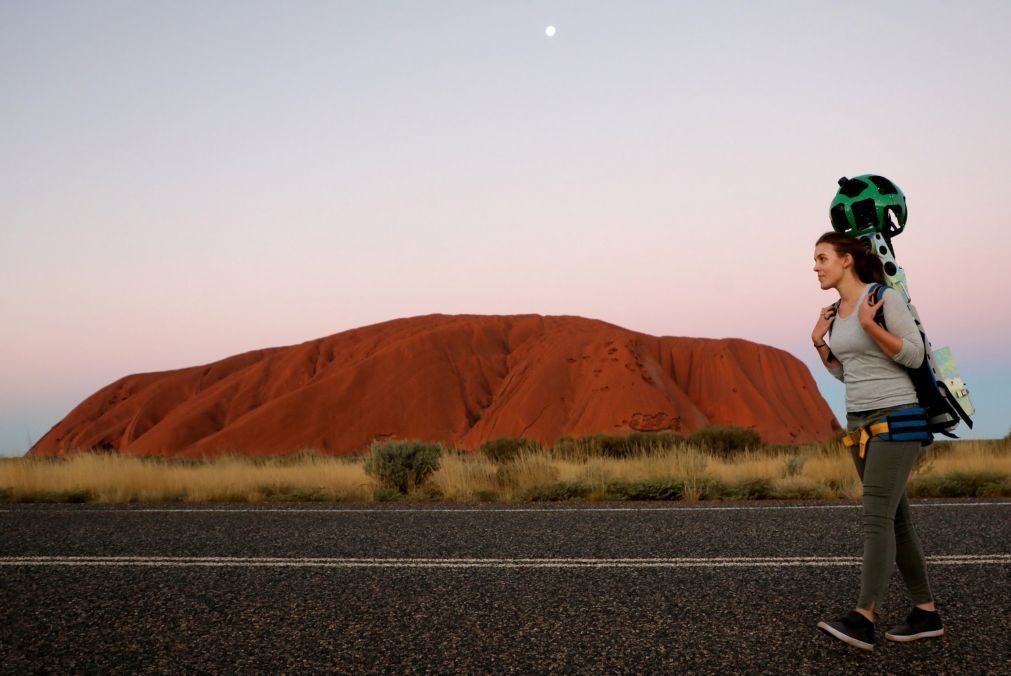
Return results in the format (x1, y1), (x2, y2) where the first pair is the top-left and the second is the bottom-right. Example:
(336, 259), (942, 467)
(811, 231), (944, 651)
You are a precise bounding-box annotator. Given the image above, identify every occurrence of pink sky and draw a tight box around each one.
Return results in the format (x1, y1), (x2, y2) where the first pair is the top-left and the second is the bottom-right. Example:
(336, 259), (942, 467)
(2, 2), (1009, 453)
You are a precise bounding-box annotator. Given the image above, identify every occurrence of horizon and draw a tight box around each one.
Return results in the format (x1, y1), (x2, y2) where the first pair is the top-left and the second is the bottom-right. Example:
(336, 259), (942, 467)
(7, 310), (1006, 456)
(3, 1), (1010, 454)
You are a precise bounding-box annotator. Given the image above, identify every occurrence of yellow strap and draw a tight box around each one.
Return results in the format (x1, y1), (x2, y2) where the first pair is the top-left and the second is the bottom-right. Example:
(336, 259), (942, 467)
(841, 422), (891, 458)
(858, 428), (870, 458)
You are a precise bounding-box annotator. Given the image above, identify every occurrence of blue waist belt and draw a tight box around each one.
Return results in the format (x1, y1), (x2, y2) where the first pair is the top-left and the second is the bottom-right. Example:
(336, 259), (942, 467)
(842, 407), (933, 458)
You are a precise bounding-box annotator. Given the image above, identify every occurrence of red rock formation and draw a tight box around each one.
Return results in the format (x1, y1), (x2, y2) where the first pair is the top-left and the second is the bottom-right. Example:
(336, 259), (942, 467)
(29, 315), (840, 457)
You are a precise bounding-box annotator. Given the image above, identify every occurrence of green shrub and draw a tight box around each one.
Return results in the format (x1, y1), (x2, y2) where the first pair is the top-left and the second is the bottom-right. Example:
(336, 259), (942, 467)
(908, 472), (1011, 498)
(770, 482), (826, 500)
(626, 431), (683, 452)
(555, 432), (683, 459)
(473, 489), (499, 502)
(372, 487), (403, 502)
(597, 435), (634, 458)
(724, 478), (773, 500)
(682, 477), (726, 500)
(523, 481), (592, 501)
(688, 426), (763, 459)
(606, 479), (684, 501)
(16, 489), (94, 503)
(418, 484), (445, 501)
(552, 435), (591, 461)
(363, 441), (442, 494)
(480, 437), (541, 464)
(282, 487), (330, 502)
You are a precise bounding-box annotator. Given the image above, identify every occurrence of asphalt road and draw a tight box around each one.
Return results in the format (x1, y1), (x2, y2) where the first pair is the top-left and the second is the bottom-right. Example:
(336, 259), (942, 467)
(1, 501), (1009, 674)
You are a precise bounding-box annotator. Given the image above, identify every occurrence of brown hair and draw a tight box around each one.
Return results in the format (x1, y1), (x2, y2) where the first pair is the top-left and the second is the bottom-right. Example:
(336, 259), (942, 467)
(815, 231), (886, 284)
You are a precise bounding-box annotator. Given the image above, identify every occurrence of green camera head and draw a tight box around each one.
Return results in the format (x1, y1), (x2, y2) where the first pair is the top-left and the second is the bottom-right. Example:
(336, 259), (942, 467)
(829, 174), (907, 239)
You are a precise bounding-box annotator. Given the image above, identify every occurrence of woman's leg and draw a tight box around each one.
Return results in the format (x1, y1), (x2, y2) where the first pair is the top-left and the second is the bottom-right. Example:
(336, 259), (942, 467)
(855, 438), (922, 613)
(894, 491), (934, 606)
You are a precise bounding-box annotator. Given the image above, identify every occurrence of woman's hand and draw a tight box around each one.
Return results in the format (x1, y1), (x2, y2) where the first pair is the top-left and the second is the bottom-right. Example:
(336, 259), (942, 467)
(812, 304), (837, 343)
(858, 292), (885, 329)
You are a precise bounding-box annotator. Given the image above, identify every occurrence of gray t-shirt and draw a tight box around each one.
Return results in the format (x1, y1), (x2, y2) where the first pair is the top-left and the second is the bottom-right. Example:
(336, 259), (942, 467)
(826, 284), (924, 412)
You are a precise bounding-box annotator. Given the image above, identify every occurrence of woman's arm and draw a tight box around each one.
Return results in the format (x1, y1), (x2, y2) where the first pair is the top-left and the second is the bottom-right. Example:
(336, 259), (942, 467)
(812, 304), (844, 380)
(859, 288), (925, 366)
(814, 342), (844, 380)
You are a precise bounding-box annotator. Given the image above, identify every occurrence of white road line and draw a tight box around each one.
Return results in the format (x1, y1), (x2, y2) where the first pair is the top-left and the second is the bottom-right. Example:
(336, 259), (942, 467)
(1, 501), (1008, 514)
(1, 555), (1007, 568)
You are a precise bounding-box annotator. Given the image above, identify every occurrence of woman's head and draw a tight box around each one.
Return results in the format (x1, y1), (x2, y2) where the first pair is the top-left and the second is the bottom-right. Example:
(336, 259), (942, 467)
(813, 231), (886, 289)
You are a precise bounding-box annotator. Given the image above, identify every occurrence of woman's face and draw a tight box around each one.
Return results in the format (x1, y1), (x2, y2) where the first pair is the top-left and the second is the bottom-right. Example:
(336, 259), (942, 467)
(813, 243), (850, 290)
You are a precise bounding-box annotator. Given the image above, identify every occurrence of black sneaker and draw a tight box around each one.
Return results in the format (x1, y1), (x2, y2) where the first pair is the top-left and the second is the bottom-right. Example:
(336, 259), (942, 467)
(817, 610), (876, 651)
(885, 607), (944, 642)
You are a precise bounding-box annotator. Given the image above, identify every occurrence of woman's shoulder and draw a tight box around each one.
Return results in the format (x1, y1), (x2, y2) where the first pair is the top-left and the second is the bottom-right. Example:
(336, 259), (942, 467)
(874, 284), (902, 301)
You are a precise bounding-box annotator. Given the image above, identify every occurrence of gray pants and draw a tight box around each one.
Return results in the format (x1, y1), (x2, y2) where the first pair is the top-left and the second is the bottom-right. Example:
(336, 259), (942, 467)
(847, 405), (934, 612)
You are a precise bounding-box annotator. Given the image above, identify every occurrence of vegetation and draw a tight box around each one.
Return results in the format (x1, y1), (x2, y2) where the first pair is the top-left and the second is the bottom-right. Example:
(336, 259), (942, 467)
(1, 430), (1008, 503)
(363, 441), (442, 494)
(480, 437), (541, 464)
(687, 425), (763, 459)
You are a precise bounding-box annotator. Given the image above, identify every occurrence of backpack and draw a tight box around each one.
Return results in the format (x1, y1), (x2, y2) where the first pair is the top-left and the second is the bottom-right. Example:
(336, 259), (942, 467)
(828, 283), (974, 438)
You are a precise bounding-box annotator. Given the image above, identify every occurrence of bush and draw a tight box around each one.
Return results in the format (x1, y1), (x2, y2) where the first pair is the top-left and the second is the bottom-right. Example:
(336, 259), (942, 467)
(908, 472), (1011, 498)
(723, 478), (773, 500)
(523, 481), (592, 501)
(597, 435), (634, 458)
(681, 477), (726, 501)
(15, 489), (94, 503)
(606, 479), (684, 501)
(626, 431), (683, 452)
(552, 435), (591, 461)
(554, 432), (683, 459)
(372, 487), (403, 502)
(363, 441), (442, 494)
(480, 437), (541, 464)
(688, 426), (763, 459)
(770, 479), (826, 500)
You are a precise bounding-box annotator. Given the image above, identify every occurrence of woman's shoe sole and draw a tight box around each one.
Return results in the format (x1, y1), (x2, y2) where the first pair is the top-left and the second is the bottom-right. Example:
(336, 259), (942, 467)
(817, 622), (874, 651)
(885, 628), (944, 642)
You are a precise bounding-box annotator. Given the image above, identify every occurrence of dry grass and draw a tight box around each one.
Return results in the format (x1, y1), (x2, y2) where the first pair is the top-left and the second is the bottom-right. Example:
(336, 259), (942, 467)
(917, 440), (1011, 475)
(0, 453), (373, 503)
(2, 437), (1008, 503)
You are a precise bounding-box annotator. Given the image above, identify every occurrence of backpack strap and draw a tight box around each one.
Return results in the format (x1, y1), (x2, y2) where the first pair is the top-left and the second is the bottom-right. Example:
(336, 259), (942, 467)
(866, 283), (889, 329)
(827, 299), (842, 338)
(826, 284), (890, 363)
(827, 284), (887, 337)
(824, 298), (842, 363)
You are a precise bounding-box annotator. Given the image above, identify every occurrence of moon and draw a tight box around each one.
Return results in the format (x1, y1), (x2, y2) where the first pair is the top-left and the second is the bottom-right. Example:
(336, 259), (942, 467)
(545, 25), (556, 37)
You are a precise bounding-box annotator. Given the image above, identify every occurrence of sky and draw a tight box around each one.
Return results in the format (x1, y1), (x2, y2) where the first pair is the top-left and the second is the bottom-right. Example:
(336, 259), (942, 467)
(2, 1), (1009, 455)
